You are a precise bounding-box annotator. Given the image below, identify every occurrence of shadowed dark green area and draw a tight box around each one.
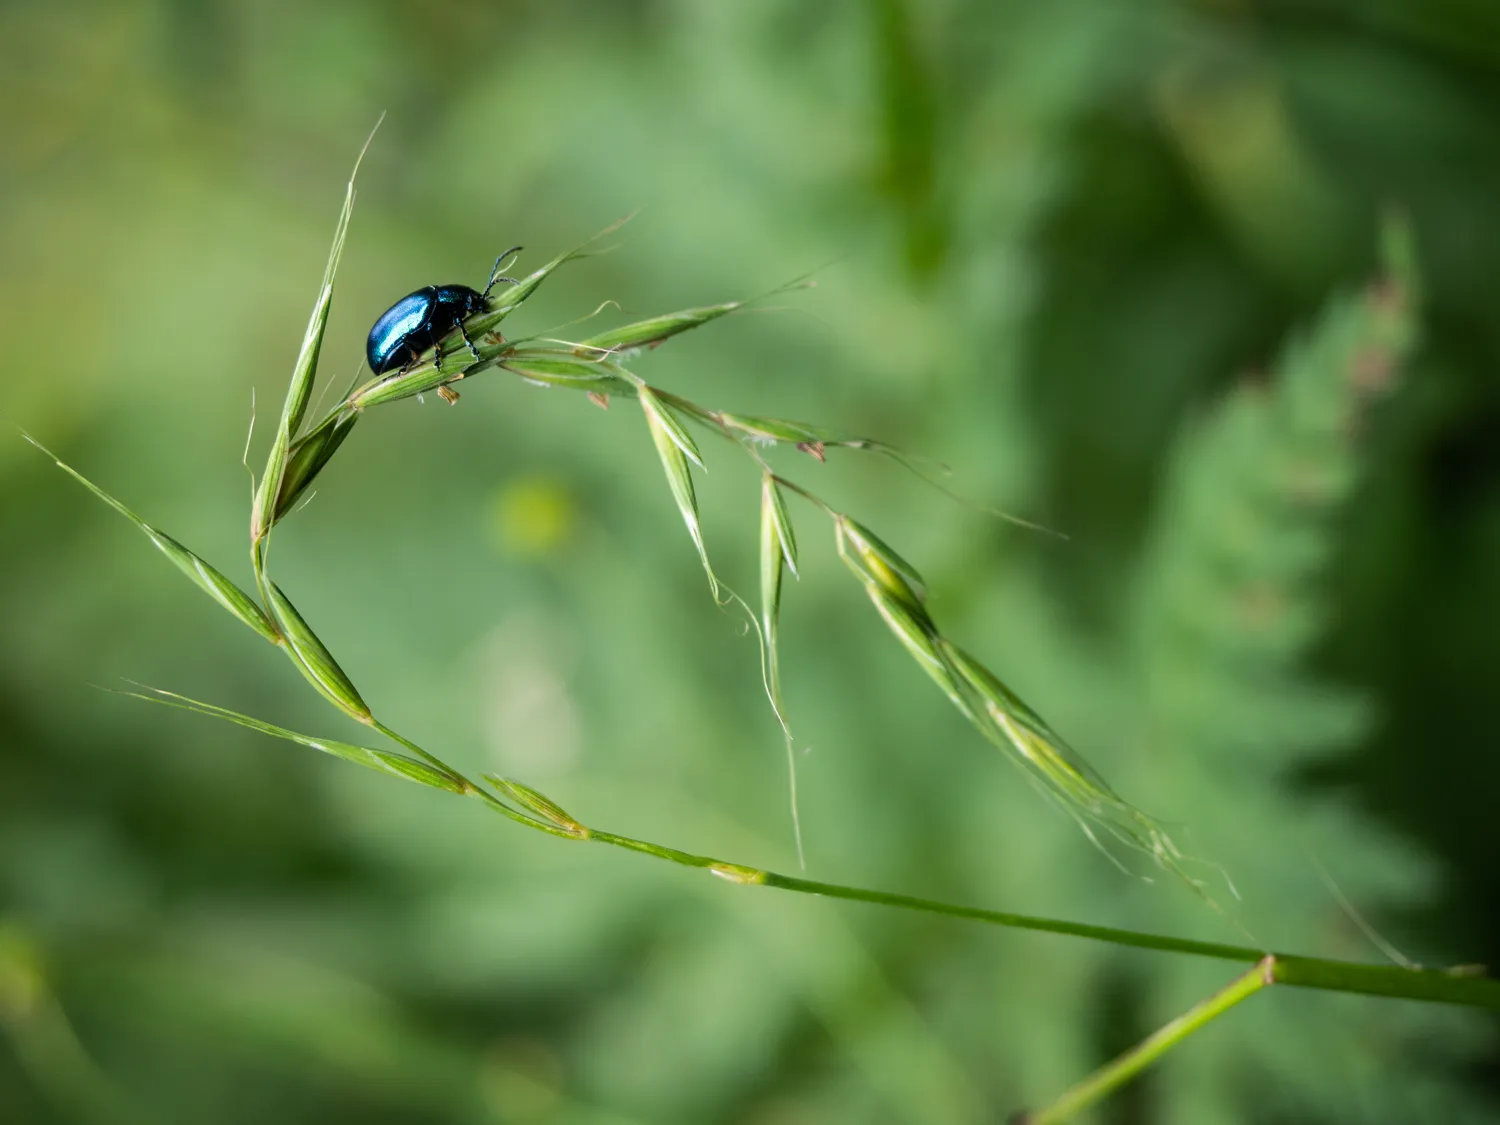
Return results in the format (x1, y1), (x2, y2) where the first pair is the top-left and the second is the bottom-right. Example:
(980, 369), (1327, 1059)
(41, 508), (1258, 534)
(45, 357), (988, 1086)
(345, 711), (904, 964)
(2, 1), (1498, 1122)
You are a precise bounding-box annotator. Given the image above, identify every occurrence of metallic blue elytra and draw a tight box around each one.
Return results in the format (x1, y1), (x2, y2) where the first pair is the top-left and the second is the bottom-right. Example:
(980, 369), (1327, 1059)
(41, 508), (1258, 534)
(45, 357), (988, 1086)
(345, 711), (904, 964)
(365, 284), (490, 376)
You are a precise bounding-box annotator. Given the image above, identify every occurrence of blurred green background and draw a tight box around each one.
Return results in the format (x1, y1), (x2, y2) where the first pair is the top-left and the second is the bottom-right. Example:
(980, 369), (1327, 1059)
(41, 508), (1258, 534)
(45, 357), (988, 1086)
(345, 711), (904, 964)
(3, 1), (1500, 1121)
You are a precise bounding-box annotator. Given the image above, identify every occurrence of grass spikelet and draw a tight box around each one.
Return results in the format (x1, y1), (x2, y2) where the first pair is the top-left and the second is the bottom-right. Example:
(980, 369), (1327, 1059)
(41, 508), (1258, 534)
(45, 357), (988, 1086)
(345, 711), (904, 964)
(759, 473), (804, 866)
(832, 508), (1201, 887)
(465, 215), (633, 339)
(718, 413), (837, 445)
(577, 301), (748, 356)
(573, 267), (817, 359)
(499, 352), (638, 397)
(274, 408), (359, 522)
(265, 582), (371, 723)
(484, 775), (589, 838)
(941, 636), (1201, 883)
(350, 360), (466, 410)
(641, 389), (721, 597)
(251, 131), (367, 545)
(118, 686), (467, 794)
(25, 436), (280, 644)
(639, 386), (705, 468)
(834, 515), (929, 619)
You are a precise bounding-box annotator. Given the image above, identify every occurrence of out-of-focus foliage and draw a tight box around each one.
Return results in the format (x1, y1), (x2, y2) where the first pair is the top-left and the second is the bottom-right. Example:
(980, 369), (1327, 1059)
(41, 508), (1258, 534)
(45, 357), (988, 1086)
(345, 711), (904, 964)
(2, 1), (1499, 1122)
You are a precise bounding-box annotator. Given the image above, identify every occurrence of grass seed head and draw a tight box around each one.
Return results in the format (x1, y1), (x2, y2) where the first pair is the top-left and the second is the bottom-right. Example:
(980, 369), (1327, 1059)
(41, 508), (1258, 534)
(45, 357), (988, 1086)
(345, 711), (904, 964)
(759, 476), (788, 649)
(266, 583), (371, 722)
(763, 474), (799, 577)
(641, 391), (721, 596)
(485, 776), (589, 838)
(128, 687), (466, 793)
(252, 161), (358, 544)
(719, 414), (835, 447)
(464, 216), (632, 340)
(639, 387), (705, 468)
(501, 352), (638, 398)
(351, 351), (478, 410)
(273, 408), (360, 524)
(835, 515), (929, 621)
(576, 301), (745, 356)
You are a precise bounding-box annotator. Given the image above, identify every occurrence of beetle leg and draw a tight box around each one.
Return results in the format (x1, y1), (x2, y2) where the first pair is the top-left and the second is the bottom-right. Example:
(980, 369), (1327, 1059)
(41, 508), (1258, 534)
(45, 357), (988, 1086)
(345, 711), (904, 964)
(456, 319), (483, 366)
(395, 345), (421, 377)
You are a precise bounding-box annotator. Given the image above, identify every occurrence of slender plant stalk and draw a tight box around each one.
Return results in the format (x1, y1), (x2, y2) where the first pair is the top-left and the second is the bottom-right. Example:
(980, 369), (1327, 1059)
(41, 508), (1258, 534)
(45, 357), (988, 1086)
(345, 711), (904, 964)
(29, 147), (1495, 1124)
(106, 682), (1500, 1012)
(585, 838), (1496, 1008)
(1023, 958), (1276, 1123)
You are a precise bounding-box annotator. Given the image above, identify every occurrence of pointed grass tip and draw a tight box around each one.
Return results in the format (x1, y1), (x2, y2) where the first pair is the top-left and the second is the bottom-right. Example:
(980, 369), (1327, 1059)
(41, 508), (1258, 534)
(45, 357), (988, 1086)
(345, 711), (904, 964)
(23, 432), (281, 644)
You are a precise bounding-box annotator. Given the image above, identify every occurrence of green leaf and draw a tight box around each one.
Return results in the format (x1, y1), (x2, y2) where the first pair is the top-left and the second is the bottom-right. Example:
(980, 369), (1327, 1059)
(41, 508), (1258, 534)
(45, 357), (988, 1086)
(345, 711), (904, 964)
(121, 686), (466, 794)
(266, 582), (371, 722)
(28, 436), (279, 644)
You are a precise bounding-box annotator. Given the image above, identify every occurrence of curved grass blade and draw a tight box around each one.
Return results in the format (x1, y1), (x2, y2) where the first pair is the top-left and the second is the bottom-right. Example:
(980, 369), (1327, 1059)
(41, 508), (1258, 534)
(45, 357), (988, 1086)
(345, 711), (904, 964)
(266, 582), (371, 722)
(117, 685), (466, 794)
(26, 436), (279, 644)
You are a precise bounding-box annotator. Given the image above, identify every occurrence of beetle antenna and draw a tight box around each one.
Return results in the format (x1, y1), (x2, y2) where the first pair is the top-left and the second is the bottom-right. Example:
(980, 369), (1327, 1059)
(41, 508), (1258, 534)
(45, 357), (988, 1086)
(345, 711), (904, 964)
(484, 245), (524, 297)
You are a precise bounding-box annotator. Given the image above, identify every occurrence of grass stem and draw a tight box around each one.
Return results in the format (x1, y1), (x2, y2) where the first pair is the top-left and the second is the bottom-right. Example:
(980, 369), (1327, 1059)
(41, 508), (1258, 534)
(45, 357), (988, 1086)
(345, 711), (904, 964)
(1023, 958), (1275, 1123)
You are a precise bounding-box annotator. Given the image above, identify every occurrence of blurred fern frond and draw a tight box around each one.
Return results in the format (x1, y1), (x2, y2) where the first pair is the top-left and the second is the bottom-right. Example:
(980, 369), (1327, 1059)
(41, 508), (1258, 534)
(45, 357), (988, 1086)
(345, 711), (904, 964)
(1115, 224), (1493, 1123)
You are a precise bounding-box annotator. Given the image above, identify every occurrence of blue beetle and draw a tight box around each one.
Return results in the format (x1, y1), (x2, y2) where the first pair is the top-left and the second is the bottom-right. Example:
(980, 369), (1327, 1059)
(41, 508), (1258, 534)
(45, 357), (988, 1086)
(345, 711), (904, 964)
(365, 247), (522, 377)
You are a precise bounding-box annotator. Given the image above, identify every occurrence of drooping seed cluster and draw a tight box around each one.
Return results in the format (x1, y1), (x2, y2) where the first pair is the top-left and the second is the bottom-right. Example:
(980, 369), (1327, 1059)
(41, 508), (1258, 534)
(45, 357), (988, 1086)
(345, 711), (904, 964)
(36, 155), (1207, 889)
